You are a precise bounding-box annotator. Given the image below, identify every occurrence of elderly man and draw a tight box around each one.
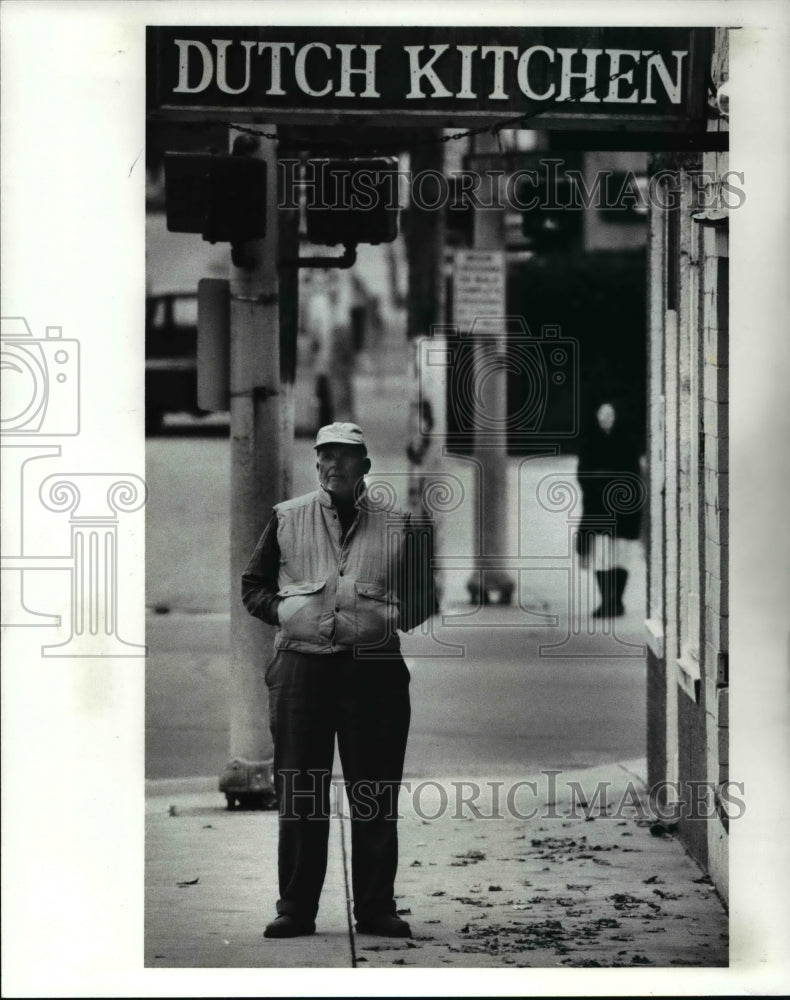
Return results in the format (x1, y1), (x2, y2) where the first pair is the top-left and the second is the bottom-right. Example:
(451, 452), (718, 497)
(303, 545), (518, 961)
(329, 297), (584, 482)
(242, 422), (437, 939)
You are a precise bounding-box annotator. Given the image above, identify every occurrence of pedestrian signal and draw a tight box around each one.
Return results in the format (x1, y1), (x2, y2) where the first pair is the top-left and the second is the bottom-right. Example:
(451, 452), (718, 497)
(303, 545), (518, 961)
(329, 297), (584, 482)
(164, 152), (267, 243)
(516, 170), (582, 253)
(304, 158), (399, 247)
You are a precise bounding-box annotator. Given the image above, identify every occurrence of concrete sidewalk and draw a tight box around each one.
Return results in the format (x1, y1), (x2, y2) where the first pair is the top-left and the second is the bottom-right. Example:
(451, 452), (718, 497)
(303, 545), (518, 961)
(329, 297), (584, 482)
(145, 759), (728, 969)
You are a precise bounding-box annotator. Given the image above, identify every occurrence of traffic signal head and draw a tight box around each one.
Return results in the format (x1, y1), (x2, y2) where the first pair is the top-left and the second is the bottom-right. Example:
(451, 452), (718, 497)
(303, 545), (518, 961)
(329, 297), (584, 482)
(516, 172), (582, 253)
(445, 175), (475, 247)
(304, 158), (399, 247)
(164, 152), (267, 243)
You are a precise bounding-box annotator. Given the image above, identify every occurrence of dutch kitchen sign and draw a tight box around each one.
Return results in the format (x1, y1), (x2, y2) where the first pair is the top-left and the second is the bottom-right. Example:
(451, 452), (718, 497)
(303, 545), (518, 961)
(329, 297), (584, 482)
(147, 26), (712, 130)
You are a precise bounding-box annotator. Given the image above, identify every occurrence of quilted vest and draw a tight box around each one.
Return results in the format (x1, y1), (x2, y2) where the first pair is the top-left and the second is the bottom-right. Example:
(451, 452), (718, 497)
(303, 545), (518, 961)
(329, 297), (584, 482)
(273, 487), (407, 655)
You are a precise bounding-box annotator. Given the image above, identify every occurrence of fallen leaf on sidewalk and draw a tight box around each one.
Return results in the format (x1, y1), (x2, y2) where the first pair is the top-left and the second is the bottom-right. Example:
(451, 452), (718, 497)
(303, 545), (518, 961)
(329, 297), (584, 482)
(176, 877), (199, 887)
(430, 890), (445, 896)
(609, 892), (661, 914)
(649, 822), (678, 837)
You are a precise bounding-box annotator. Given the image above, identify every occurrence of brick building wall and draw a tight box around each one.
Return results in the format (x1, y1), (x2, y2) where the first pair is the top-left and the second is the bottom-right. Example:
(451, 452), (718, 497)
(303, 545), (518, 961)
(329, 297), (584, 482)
(645, 28), (729, 899)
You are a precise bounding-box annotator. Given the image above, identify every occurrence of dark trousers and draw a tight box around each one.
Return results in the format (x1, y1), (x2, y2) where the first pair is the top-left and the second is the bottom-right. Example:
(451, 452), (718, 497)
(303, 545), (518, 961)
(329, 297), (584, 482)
(265, 649), (411, 923)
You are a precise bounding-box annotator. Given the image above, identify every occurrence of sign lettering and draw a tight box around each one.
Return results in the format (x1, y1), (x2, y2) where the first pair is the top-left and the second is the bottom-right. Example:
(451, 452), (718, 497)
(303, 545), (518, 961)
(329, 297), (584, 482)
(148, 27), (711, 130)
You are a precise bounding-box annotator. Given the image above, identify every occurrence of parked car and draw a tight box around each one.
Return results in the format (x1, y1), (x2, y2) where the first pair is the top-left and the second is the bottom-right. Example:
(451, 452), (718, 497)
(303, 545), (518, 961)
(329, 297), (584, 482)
(145, 291), (205, 434)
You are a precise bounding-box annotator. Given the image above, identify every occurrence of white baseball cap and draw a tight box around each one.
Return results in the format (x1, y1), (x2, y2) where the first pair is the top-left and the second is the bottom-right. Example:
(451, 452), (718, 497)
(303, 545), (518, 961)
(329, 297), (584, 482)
(314, 422), (367, 452)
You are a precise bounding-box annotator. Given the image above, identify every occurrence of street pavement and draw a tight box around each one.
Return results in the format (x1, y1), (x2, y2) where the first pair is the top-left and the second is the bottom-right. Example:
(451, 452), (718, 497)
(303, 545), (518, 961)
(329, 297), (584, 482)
(146, 606), (649, 781)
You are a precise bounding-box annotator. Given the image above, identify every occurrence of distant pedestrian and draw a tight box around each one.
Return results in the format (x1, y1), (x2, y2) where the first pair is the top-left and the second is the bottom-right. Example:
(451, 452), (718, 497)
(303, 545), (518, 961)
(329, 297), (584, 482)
(242, 422), (437, 940)
(302, 270), (357, 427)
(575, 401), (644, 617)
(301, 271), (335, 427)
(324, 269), (356, 422)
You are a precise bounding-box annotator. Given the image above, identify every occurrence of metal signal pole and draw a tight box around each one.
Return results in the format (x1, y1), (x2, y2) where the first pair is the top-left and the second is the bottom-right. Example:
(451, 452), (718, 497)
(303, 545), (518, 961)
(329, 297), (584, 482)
(222, 127), (291, 805)
(467, 130), (515, 605)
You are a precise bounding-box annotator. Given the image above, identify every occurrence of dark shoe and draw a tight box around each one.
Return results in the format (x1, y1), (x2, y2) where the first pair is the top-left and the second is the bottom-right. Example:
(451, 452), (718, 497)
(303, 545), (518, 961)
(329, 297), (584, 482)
(263, 914), (316, 938)
(613, 567), (628, 616)
(592, 569), (616, 618)
(355, 913), (412, 937)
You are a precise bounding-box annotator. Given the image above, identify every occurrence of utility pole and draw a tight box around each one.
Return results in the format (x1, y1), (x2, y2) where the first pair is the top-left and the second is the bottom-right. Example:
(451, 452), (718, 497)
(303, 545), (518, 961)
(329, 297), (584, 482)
(405, 132), (446, 501)
(404, 133), (448, 606)
(222, 127), (290, 805)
